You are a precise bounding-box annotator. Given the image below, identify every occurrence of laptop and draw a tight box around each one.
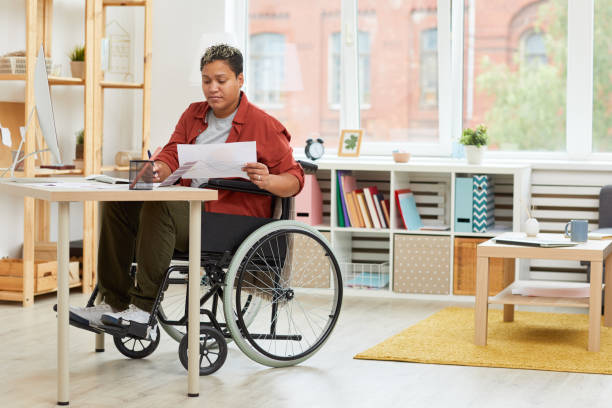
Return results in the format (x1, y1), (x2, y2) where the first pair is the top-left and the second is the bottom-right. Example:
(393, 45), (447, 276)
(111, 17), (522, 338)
(494, 237), (579, 248)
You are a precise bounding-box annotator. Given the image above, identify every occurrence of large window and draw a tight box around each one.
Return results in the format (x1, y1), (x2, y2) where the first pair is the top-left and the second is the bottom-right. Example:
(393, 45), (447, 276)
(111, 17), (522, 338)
(329, 31), (371, 108)
(249, 33), (285, 107)
(592, 0), (612, 152)
(464, 0), (568, 152)
(357, 0), (440, 145)
(244, 0), (602, 159)
(248, 1), (340, 149)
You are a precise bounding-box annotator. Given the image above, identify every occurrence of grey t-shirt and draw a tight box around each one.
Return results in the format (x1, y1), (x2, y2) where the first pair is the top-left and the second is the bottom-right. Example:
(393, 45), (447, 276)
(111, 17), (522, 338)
(190, 108), (238, 187)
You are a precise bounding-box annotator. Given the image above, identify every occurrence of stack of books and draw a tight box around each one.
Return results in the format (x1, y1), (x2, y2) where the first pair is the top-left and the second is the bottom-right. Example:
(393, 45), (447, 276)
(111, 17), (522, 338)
(336, 170), (390, 229)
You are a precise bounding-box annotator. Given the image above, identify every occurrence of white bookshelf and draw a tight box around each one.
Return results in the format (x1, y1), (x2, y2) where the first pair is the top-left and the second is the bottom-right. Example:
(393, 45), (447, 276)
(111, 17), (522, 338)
(300, 155), (532, 300)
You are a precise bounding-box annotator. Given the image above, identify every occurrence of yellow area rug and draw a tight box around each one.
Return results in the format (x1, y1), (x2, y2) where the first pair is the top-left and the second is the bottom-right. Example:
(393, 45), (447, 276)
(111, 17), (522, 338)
(354, 307), (612, 374)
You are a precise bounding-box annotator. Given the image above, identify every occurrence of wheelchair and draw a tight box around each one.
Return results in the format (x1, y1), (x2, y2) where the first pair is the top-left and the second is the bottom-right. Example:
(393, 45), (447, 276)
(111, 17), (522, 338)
(68, 160), (343, 375)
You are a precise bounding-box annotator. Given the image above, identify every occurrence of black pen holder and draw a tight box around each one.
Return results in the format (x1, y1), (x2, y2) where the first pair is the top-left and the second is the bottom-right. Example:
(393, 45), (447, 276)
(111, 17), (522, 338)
(129, 160), (154, 190)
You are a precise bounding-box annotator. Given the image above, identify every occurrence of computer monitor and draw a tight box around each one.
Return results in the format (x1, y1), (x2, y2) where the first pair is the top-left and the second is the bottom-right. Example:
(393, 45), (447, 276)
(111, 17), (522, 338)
(33, 44), (62, 165)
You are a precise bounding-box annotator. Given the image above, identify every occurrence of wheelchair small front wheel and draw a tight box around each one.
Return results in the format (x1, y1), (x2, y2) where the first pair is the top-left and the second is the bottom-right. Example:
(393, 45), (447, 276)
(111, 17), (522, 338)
(113, 325), (160, 359)
(178, 326), (227, 376)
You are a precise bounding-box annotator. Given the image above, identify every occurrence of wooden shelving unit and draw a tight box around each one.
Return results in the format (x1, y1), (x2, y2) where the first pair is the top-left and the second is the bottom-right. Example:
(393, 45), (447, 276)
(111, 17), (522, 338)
(0, 0), (151, 305)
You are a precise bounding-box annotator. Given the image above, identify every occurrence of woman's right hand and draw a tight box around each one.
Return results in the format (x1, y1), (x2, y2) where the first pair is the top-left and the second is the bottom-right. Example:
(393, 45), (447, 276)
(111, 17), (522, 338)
(153, 160), (171, 182)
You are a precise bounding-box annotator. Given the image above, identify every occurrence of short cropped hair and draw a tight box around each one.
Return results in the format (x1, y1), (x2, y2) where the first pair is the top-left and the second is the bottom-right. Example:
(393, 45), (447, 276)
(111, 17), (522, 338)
(199, 44), (243, 77)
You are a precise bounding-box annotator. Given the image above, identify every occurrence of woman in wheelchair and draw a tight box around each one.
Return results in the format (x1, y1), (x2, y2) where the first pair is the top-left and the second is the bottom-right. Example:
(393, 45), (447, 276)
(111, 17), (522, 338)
(70, 44), (343, 374)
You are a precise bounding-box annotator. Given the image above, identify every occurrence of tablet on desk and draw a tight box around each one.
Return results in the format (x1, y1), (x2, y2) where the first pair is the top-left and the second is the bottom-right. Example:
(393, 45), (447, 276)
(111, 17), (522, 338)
(494, 237), (579, 248)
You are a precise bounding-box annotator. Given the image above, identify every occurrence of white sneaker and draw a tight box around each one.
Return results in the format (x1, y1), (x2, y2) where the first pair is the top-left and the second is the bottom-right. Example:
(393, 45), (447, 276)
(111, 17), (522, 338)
(70, 303), (114, 327)
(101, 304), (157, 341)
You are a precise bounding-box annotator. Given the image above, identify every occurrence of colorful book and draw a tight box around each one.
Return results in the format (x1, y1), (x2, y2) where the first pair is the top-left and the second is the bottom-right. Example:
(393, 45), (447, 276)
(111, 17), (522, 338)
(351, 191), (365, 227)
(355, 191), (373, 228)
(363, 187), (382, 229)
(373, 191), (387, 228)
(336, 176), (345, 227)
(344, 192), (359, 227)
(395, 189), (423, 230)
(337, 171), (350, 227)
(381, 199), (391, 227)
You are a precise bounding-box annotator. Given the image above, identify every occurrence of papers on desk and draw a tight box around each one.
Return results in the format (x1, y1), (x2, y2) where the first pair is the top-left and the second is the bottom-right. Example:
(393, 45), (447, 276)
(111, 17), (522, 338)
(177, 141), (256, 179)
(85, 174), (129, 184)
(20, 181), (126, 189)
(511, 281), (590, 298)
(588, 228), (612, 240)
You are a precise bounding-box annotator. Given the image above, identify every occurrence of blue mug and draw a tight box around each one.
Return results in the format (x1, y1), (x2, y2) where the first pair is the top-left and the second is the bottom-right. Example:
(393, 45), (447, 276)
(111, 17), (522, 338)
(564, 219), (588, 242)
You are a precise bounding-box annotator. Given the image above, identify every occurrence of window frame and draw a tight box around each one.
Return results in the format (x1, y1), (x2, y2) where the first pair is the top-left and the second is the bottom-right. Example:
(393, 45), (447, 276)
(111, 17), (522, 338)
(242, 0), (604, 161)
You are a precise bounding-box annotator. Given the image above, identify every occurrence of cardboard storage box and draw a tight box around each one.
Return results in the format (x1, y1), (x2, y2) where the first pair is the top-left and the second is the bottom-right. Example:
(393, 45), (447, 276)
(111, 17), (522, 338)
(393, 235), (450, 294)
(0, 258), (80, 294)
(290, 232), (331, 288)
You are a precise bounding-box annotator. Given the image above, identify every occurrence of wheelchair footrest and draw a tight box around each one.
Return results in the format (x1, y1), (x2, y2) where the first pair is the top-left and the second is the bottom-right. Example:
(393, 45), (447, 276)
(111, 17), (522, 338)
(54, 303), (152, 339)
(53, 304), (104, 335)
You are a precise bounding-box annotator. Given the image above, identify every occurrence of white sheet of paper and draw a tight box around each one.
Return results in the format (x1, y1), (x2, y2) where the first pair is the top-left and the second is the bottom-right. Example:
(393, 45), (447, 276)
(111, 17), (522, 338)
(177, 141), (256, 179)
(158, 161), (198, 187)
(1, 127), (11, 147)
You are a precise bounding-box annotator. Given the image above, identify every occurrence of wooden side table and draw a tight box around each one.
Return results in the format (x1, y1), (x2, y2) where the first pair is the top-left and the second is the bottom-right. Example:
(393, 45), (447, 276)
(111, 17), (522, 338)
(474, 233), (612, 352)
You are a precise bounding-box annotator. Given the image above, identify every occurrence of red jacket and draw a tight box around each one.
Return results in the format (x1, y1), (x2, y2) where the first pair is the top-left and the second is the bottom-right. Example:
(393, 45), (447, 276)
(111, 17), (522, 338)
(155, 92), (304, 218)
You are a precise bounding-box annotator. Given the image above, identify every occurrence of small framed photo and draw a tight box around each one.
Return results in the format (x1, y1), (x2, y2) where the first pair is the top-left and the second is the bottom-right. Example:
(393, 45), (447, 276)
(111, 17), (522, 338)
(338, 129), (363, 157)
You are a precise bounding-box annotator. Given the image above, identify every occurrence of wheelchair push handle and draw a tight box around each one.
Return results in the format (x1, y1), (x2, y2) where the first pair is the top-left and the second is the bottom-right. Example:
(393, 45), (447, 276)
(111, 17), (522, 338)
(297, 160), (318, 174)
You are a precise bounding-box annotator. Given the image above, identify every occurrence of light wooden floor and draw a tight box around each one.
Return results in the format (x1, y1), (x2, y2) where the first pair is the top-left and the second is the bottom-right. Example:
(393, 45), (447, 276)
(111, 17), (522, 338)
(2, 292), (612, 408)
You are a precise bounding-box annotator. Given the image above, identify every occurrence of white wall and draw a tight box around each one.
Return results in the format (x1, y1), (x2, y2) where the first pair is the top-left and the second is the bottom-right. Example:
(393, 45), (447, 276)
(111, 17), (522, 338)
(149, 0), (226, 149)
(0, 0), (227, 257)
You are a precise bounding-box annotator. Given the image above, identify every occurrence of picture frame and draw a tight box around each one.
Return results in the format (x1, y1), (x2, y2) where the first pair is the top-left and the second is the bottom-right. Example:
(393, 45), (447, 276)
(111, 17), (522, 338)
(338, 129), (363, 157)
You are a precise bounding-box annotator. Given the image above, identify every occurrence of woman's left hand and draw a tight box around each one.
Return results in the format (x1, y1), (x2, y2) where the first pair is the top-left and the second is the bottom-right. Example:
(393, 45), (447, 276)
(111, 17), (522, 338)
(242, 162), (271, 189)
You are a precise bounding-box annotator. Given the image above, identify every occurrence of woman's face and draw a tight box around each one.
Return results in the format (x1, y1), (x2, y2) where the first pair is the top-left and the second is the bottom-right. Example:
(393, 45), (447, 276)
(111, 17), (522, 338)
(201, 60), (244, 117)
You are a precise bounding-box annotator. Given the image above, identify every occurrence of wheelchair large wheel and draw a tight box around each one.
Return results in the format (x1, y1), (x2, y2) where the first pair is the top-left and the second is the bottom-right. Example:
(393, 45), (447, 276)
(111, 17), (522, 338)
(223, 220), (343, 368)
(158, 266), (262, 343)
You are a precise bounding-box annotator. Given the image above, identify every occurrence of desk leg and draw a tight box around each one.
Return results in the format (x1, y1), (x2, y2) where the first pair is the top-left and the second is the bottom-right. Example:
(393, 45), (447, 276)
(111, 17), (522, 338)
(188, 200), (201, 397)
(605, 253), (612, 327)
(474, 256), (489, 346)
(57, 202), (70, 405)
(589, 260), (603, 352)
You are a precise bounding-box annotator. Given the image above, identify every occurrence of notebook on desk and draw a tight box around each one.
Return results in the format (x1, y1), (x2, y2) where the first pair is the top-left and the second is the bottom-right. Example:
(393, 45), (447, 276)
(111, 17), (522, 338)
(494, 237), (579, 248)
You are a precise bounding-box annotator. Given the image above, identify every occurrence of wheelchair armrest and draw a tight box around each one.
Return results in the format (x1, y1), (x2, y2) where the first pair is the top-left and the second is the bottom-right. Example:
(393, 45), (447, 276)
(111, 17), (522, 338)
(199, 178), (275, 196)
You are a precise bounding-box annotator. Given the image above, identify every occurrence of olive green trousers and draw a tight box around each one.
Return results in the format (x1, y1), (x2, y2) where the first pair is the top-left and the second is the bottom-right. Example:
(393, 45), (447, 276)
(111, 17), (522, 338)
(97, 201), (190, 312)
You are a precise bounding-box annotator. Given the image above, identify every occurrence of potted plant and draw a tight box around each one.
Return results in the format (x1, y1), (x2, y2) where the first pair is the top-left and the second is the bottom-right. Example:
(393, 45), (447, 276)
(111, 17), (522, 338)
(75, 129), (84, 167)
(69, 45), (85, 79)
(460, 124), (488, 165)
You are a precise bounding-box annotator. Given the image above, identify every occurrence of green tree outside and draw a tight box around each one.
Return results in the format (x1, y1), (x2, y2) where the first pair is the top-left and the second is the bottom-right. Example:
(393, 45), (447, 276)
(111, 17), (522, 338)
(476, 0), (611, 152)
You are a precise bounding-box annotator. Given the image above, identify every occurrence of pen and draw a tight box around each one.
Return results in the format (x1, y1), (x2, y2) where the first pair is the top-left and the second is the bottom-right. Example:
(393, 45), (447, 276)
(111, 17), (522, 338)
(148, 149), (159, 178)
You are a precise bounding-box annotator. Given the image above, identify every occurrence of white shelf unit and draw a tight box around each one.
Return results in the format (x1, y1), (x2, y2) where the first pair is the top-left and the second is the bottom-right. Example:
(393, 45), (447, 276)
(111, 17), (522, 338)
(307, 157), (532, 299)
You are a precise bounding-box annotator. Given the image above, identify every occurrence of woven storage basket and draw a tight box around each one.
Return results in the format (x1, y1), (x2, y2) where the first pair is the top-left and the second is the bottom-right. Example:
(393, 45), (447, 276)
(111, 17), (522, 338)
(0, 56), (52, 74)
(453, 237), (514, 295)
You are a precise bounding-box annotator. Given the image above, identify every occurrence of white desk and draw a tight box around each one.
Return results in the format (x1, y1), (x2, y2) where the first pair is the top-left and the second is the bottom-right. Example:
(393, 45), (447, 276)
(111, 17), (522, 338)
(0, 179), (217, 404)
